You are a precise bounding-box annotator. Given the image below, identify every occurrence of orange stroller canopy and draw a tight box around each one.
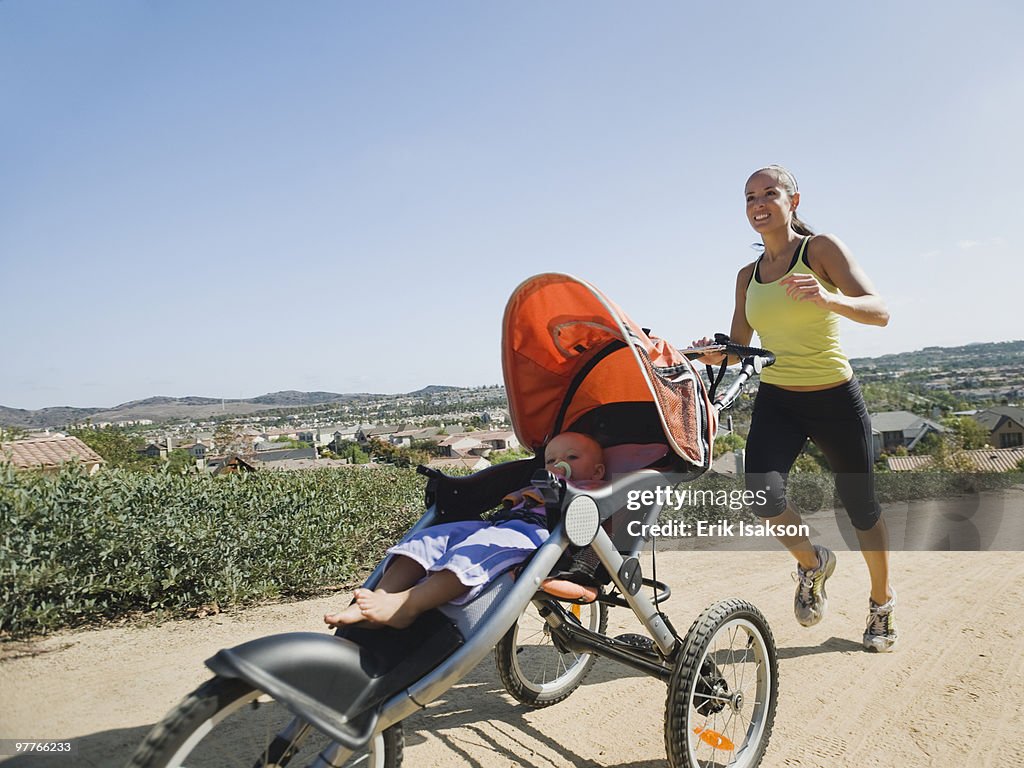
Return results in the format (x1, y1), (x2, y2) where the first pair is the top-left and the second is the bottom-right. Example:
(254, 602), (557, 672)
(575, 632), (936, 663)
(501, 273), (716, 472)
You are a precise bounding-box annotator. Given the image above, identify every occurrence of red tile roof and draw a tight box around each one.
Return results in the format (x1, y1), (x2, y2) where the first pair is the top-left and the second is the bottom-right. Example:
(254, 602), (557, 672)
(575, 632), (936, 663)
(886, 447), (1024, 473)
(1, 436), (105, 470)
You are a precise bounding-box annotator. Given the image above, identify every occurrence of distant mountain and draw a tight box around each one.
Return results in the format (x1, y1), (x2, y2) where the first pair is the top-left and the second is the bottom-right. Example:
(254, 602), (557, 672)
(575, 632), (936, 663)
(850, 340), (1024, 371)
(248, 390), (371, 406)
(0, 385), (462, 429)
(116, 396), (223, 408)
(407, 385), (460, 396)
(0, 405), (100, 430)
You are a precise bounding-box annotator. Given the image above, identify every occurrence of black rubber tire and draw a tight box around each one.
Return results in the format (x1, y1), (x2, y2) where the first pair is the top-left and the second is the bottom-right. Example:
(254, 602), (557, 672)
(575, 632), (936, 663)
(664, 599), (778, 768)
(127, 675), (403, 768)
(495, 597), (608, 707)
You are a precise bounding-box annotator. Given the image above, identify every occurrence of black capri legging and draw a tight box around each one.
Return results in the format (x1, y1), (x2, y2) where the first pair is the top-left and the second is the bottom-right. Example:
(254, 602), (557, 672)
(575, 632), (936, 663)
(744, 378), (881, 531)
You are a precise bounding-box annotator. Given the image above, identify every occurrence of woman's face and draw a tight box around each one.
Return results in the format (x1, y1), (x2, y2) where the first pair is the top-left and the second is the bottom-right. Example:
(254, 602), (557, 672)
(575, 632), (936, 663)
(745, 172), (799, 234)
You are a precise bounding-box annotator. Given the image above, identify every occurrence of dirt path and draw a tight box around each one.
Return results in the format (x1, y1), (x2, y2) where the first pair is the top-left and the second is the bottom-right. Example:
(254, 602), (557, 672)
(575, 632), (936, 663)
(2, 546), (1023, 768)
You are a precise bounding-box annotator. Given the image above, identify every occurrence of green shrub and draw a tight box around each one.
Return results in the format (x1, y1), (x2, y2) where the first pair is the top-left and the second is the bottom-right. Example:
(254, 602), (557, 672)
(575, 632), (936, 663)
(0, 464), (423, 636)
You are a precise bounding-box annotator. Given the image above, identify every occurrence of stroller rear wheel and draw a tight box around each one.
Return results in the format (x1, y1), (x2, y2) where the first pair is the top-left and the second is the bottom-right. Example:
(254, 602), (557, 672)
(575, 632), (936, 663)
(495, 596), (608, 707)
(664, 599), (778, 768)
(128, 675), (403, 768)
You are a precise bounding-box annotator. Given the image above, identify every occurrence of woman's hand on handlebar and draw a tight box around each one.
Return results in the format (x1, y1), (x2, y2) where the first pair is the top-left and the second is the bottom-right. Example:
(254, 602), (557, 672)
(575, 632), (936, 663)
(688, 337), (728, 365)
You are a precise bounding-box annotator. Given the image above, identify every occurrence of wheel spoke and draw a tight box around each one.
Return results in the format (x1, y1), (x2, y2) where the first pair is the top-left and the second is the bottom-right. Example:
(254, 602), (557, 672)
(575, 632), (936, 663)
(498, 597), (607, 705)
(667, 603), (778, 768)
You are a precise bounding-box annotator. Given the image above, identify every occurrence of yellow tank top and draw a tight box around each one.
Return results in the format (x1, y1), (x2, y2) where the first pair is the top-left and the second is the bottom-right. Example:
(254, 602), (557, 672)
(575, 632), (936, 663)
(744, 237), (853, 386)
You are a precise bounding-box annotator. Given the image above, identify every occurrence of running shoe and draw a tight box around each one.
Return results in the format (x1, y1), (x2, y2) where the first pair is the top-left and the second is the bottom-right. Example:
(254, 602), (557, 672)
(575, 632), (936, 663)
(793, 544), (836, 627)
(863, 590), (898, 652)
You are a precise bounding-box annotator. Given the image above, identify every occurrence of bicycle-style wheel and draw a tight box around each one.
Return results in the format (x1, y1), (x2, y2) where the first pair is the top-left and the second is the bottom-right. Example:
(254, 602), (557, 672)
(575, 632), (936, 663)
(128, 676), (402, 768)
(495, 597), (608, 707)
(664, 599), (778, 768)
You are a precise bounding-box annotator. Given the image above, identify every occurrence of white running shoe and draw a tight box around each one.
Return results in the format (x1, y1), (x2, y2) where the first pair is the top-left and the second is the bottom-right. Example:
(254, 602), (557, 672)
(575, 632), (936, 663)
(863, 590), (898, 652)
(793, 544), (837, 627)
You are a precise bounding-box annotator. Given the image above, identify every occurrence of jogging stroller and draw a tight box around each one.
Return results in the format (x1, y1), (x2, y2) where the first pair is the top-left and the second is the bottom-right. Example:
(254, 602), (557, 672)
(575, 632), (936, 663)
(129, 272), (780, 768)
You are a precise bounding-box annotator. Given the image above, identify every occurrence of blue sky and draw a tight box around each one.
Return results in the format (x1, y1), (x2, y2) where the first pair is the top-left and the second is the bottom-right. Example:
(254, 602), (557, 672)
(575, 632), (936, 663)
(2, 2), (1021, 410)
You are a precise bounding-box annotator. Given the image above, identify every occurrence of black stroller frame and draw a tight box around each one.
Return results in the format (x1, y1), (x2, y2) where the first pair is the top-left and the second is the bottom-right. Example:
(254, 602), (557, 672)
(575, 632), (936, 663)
(128, 276), (780, 768)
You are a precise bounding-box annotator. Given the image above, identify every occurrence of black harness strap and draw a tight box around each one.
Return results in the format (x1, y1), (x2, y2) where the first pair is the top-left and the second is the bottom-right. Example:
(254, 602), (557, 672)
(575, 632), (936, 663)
(551, 339), (627, 437)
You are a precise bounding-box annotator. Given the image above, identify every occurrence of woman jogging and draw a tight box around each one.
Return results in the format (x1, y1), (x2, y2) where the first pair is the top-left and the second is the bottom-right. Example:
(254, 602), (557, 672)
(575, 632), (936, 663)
(695, 164), (897, 652)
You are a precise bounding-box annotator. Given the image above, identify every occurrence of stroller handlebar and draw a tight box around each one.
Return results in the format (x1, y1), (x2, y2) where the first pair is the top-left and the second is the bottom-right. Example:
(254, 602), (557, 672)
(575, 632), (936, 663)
(693, 335), (776, 412)
(713, 352), (774, 411)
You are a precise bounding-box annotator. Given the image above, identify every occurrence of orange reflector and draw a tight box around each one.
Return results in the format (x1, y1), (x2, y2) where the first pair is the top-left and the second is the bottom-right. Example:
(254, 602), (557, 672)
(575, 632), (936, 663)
(571, 605), (581, 619)
(693, 726), (735, 751)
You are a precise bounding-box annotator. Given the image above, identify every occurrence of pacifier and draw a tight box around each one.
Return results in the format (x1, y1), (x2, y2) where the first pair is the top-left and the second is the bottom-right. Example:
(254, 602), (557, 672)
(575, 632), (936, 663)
(553, 461), (572, 479)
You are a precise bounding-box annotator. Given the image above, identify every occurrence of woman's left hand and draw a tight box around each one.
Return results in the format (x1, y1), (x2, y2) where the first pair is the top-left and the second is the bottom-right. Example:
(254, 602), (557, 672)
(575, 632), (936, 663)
(779, 274), (833, 308)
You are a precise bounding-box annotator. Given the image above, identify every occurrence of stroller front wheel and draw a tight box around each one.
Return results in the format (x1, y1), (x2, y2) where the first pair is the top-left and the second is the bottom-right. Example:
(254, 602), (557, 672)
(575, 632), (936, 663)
(495, 596), (609, 707)
(127, 675), (403, 768)
(664, 599), (778, 768)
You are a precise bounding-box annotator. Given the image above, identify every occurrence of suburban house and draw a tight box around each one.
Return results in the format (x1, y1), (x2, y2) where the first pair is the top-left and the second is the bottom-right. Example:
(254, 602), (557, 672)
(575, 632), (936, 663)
(139, 442), (163, 459)
(257, 428), (302, 444)
(325, 426), (360, 452)
(139, 437), (210, 460)
(1, 436), (105, 474)
(479, 409), (510, 425)
(182, 442), (208, 460)
(139, 436), (179, 458)
(436, 429), (524, 458)
(437, 434), (487, 458)
(390, 426), (443, 448)
(355, 424), (401, 444)
(870, 410), (945, 456)
(297, 427), (346, 445)
(472, 430), (521, 453)
(973, 406), (1024, 449)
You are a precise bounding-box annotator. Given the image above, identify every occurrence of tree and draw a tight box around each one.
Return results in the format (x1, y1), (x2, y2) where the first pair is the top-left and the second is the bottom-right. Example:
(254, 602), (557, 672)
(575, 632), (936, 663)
(712, 432), (746, 459)
(331, 440), (369, 464)
(165, 449), (198, 474)
(915, 432), (945, 456)
(0, 425), (29, 442)
(70, 425), (155, 470)
(214, 423), (246, 454)
(943, 416), (990, 450)
(791, 441), (829, 473)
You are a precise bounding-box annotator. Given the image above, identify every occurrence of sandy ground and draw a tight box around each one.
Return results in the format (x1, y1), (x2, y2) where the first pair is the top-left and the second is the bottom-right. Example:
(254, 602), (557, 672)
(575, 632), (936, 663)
(3, 493), (1024, 767)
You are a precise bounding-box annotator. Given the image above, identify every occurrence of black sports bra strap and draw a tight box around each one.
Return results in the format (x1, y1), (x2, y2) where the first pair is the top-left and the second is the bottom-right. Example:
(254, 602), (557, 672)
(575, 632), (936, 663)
(798, 235), (812, 268)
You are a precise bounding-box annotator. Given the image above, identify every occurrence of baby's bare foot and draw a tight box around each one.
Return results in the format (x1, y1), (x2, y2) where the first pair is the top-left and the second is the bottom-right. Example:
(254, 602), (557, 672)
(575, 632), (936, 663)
(354, 588), (418, 629)
(323, 598), (366, 627)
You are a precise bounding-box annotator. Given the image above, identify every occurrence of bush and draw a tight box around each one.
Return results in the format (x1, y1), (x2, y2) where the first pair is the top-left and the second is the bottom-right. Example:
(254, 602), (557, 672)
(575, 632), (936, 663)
(0, 463), (424, 636)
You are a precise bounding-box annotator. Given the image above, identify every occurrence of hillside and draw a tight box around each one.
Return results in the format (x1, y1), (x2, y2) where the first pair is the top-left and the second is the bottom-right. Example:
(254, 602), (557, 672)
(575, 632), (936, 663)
(3, 339), (1021, 430)
(851, 340), (1024, 372)
(0, 391), (380, 429)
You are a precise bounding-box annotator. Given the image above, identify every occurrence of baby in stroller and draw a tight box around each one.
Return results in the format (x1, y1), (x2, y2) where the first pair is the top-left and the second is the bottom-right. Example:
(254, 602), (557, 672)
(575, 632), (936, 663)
(324, 431), (607, 629)
(129, 272), (780, 768)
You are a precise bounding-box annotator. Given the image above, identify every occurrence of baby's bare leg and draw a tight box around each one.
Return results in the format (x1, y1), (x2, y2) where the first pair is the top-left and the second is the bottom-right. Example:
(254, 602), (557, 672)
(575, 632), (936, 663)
(324, 555), (427, 627)
(355, 570), (469, 629)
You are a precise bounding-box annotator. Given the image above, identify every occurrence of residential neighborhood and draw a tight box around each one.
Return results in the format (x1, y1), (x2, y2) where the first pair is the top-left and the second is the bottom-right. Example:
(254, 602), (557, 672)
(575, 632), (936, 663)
(3, 341), (1023, 477)
(2, 409), (523, 476)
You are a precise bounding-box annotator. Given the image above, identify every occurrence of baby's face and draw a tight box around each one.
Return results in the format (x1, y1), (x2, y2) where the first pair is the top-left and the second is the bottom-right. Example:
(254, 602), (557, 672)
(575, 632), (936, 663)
(544, 433), (605, 481)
